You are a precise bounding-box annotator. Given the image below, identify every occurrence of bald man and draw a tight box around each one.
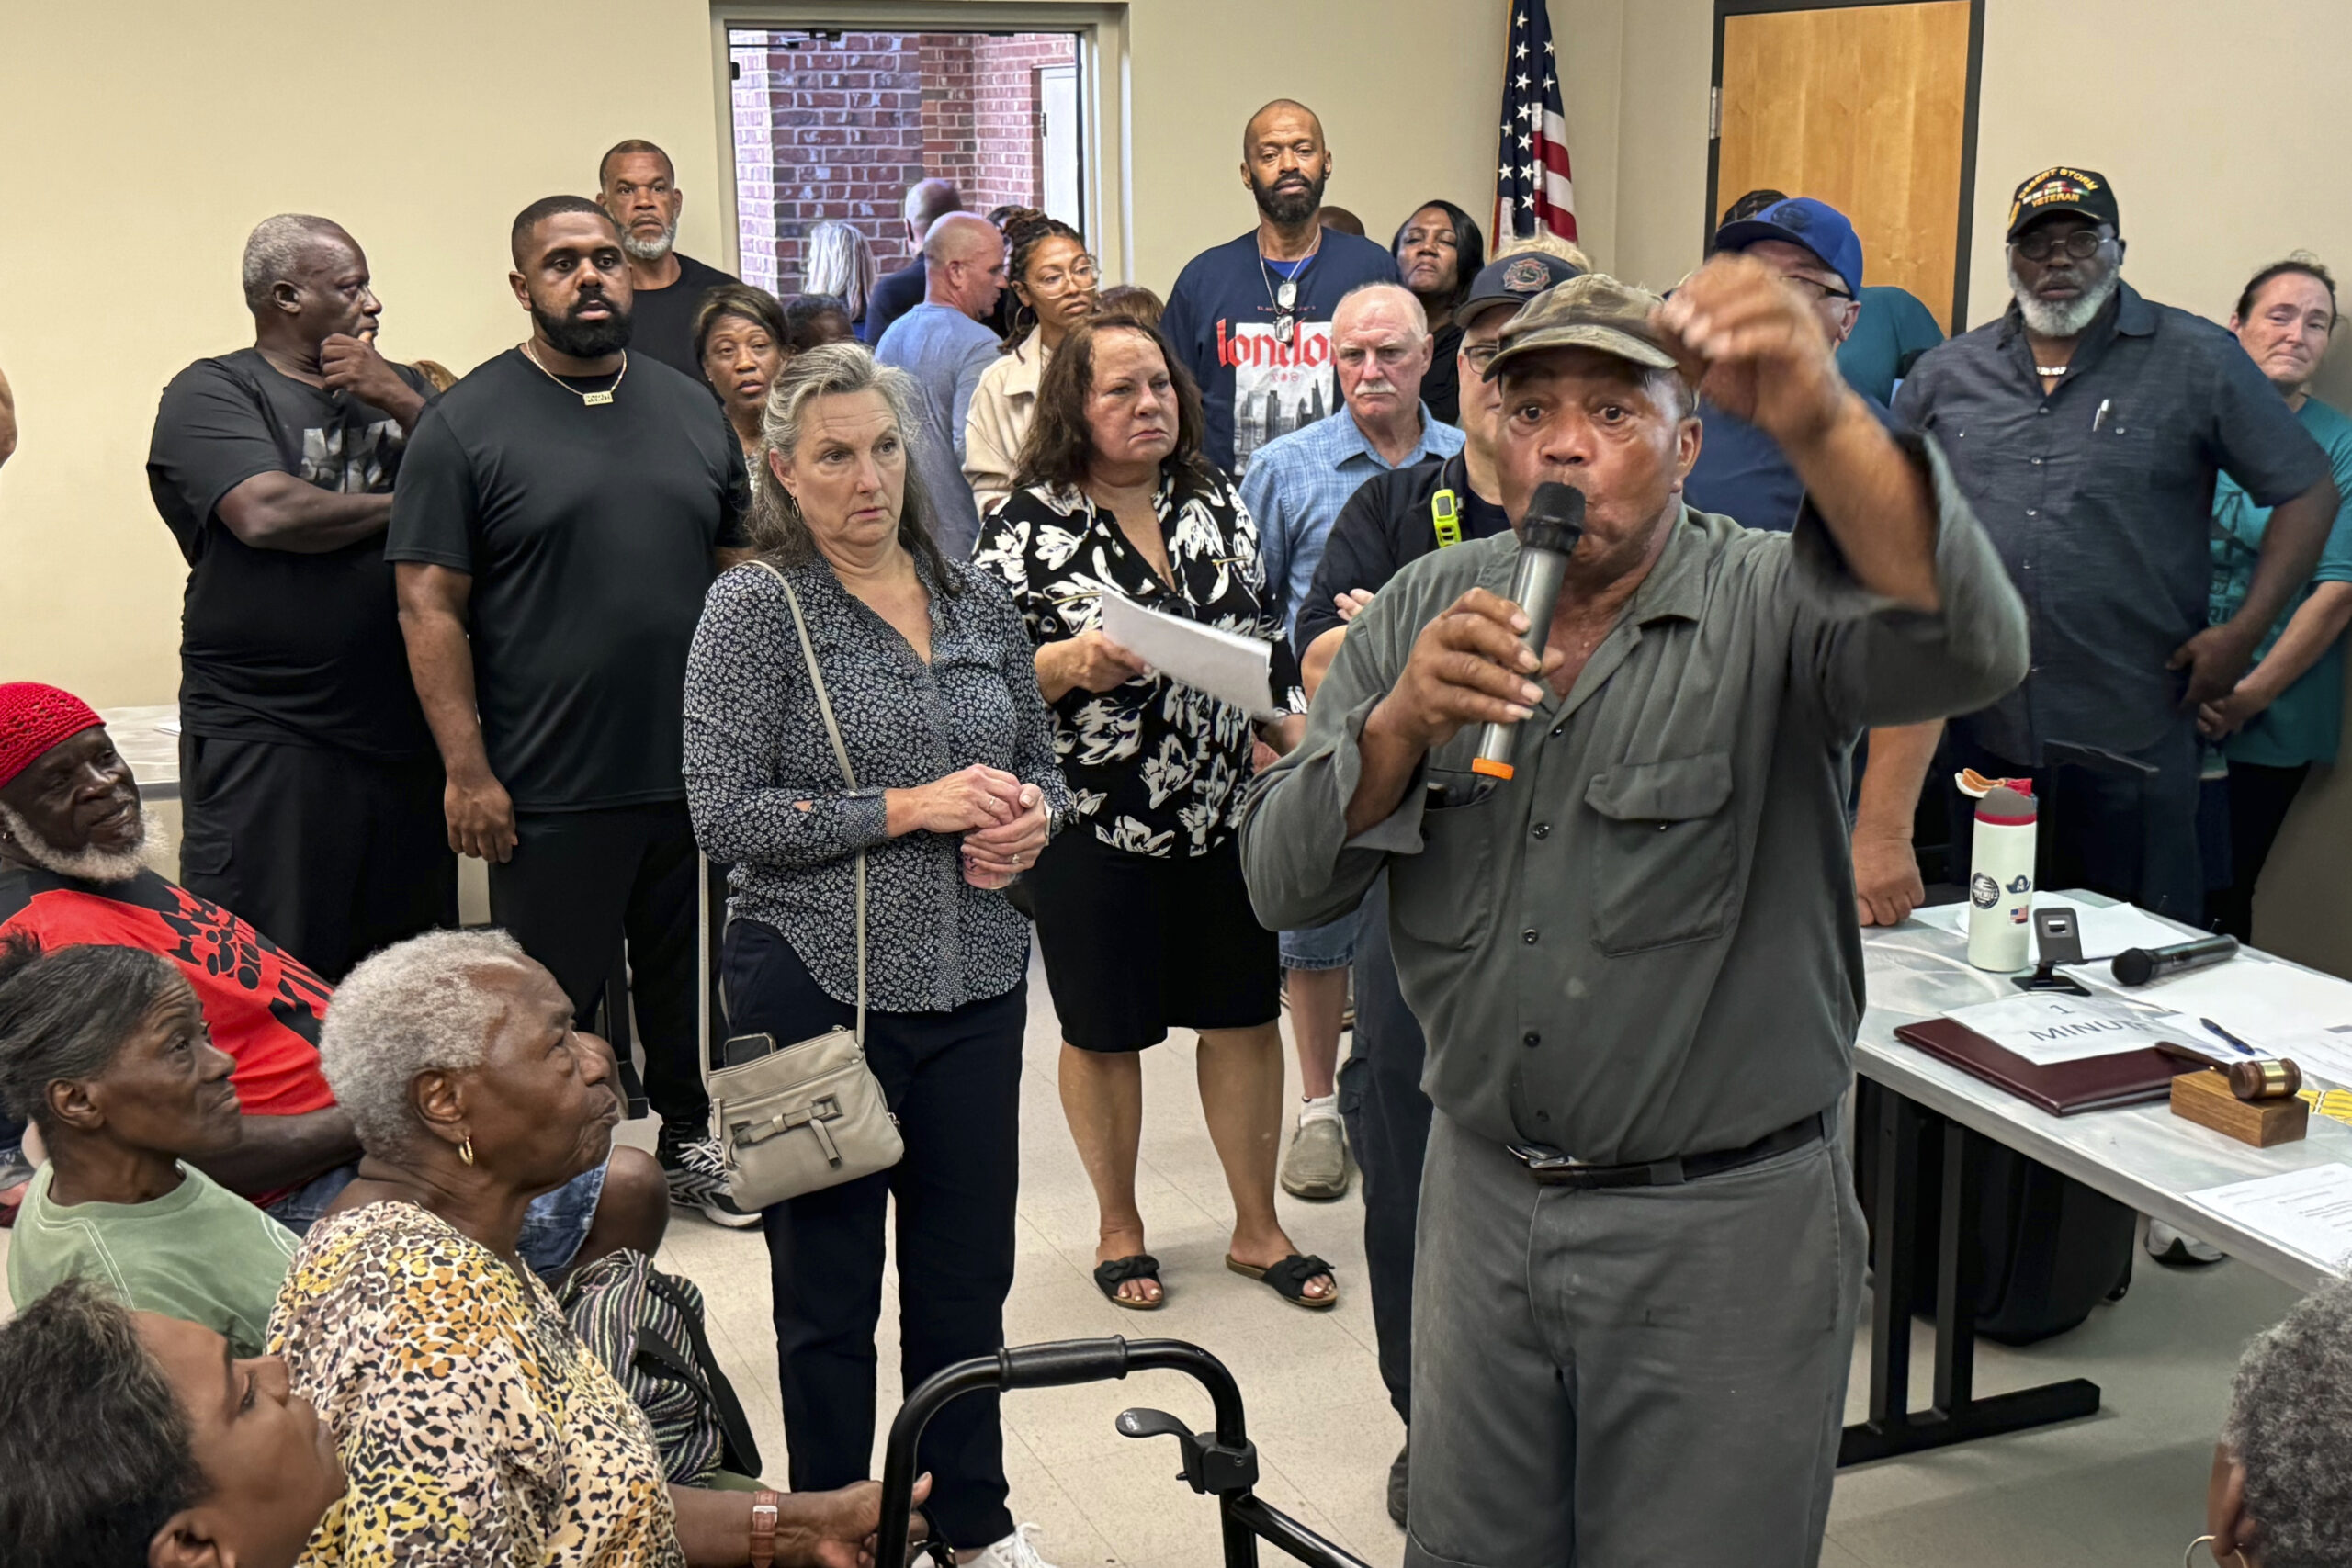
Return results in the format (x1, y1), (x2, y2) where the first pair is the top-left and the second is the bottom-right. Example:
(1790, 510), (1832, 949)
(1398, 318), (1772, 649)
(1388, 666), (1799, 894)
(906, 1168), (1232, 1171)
(145, 213), (452, 983)
(1237, 279), (1463, 1207)
(1159, 98), (1399, 477)
(862, 176), (965, 347)
(876, 211), (1008, 558)
(595, 138), (741, 378)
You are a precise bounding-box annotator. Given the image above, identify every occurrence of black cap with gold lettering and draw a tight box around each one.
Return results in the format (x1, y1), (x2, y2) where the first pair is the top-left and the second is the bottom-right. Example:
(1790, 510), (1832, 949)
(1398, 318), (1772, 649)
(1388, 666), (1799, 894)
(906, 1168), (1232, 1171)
(2006, 166), (2120, 241)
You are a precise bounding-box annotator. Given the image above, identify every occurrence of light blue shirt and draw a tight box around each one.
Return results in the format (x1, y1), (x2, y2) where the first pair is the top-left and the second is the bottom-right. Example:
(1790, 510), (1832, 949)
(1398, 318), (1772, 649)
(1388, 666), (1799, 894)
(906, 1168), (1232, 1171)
(876, 302), (1001, 559)
(1240, 403), (1464, 637)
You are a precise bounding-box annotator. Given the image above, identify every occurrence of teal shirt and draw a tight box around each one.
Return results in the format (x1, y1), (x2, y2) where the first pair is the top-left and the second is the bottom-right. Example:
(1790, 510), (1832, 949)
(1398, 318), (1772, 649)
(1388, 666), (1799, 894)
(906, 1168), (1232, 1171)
(2209, 395), (2352, 767)
(6, 1161), (298, 1357)
(1838, 286), (1946, 406)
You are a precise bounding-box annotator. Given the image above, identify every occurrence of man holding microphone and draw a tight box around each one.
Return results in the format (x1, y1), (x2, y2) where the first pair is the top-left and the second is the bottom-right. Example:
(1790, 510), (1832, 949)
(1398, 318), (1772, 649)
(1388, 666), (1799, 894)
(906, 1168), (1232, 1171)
(1239, 259), (2030, 1565)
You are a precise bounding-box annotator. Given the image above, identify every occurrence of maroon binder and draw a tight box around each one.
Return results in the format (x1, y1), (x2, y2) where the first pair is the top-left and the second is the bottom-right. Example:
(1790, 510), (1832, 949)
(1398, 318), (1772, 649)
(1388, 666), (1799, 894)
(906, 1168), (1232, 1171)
(1892, 1017), (2199, 1116)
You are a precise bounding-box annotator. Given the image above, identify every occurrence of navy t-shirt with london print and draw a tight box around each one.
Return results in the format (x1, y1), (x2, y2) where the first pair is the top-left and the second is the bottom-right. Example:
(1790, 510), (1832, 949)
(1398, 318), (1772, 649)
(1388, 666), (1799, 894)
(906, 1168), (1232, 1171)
(1159, 228), (1398, 478)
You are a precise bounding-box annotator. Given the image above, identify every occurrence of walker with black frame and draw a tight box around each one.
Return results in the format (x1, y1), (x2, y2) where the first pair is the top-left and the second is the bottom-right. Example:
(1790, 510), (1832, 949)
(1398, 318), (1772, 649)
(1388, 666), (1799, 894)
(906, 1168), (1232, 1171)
(879, 1336), (1374, 1568)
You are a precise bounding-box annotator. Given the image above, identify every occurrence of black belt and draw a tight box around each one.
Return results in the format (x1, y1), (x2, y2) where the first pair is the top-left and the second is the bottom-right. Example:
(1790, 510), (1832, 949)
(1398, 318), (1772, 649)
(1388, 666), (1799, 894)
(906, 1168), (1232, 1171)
(1509, 1110), (1831, 1190)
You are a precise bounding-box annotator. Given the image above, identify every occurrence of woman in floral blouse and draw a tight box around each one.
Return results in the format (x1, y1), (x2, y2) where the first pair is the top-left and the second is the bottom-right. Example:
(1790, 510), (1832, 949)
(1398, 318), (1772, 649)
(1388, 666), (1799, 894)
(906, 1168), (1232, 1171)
(973, 319), (1336, 1314)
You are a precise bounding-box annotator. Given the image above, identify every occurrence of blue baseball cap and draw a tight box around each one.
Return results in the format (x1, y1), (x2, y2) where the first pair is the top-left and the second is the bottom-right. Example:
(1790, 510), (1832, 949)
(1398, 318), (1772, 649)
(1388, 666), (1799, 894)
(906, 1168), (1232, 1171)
(1713, 197), (1863, 299)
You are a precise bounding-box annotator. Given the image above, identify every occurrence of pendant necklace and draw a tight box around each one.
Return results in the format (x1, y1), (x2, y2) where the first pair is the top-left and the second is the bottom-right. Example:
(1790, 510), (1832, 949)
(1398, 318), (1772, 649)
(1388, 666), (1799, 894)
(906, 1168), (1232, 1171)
(1259, 226), (1324, 346)
(523, 342), (627, 406)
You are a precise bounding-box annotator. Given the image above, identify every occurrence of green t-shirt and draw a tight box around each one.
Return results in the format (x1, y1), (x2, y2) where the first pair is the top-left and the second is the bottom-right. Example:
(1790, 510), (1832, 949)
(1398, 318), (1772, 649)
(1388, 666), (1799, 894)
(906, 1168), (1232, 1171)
(2209, 395), (2352, 768)
(6, 1161), (299, 1357)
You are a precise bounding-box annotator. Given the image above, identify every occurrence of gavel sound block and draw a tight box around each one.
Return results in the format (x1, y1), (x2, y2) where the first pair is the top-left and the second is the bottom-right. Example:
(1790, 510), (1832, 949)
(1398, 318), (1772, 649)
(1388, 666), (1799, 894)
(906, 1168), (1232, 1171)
(2170, 1068), (2309, 1147)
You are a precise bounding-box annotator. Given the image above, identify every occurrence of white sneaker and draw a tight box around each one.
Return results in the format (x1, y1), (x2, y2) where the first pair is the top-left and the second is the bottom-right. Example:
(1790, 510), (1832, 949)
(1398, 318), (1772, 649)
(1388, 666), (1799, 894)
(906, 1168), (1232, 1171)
(660, 1134), (763, 1229)
(2146, 1218), (2225, 1266)
(966, 1524), (1059, 1568)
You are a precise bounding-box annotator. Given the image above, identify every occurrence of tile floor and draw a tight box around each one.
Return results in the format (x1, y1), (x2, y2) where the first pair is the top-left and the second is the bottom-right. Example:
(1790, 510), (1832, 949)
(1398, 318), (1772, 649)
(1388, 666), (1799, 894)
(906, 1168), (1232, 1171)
(1, 951), (2297, 1567)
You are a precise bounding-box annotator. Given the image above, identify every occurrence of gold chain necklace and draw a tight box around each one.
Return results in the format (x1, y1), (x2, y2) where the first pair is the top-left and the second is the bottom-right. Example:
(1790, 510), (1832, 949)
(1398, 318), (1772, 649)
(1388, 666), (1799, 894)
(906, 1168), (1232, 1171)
(522, 342), (626, 406)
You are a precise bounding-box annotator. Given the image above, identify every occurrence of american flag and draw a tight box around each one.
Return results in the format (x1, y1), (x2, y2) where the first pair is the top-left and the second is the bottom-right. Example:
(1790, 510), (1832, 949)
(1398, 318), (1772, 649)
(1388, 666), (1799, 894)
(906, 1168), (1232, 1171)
(1494, 0), (1577, 243)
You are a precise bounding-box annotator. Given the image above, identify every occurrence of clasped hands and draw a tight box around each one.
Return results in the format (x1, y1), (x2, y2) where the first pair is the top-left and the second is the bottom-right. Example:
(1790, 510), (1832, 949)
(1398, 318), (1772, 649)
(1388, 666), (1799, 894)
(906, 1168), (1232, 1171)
(904, 764), (1050, 888)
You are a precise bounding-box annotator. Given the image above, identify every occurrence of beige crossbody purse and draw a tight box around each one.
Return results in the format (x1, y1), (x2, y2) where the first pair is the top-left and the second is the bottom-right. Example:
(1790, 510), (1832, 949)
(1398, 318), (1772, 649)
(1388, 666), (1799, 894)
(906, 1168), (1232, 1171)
(707, 562), (904, 1210)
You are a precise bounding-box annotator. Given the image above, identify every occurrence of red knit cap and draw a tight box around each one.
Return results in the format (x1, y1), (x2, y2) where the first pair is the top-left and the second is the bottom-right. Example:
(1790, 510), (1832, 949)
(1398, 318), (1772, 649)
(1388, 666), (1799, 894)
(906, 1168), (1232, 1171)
(0, 683), (105, 793)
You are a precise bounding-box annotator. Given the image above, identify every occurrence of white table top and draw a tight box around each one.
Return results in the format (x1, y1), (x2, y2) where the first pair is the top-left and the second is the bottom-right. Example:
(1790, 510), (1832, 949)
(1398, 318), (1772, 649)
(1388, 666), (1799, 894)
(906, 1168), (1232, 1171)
(100, 705), (180, 800)
(1860, 900), (2352, 1294)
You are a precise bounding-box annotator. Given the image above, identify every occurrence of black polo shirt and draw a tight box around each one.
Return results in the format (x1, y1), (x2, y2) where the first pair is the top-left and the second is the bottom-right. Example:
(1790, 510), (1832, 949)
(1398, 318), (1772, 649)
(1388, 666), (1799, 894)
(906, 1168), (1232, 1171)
(1895, 282), (2330, 761)
(1295, 452), (1511, 651)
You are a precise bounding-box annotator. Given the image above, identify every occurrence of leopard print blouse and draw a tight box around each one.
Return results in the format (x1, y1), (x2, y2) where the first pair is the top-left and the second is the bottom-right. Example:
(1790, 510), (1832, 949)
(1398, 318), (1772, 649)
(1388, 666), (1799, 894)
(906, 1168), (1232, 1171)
(269, 1202), (684, 1567)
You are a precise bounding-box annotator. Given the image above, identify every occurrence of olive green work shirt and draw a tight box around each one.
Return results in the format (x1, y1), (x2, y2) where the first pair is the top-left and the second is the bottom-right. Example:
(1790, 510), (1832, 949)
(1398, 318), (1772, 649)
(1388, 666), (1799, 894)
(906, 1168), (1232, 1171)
(1238, 436), (2029, 1163)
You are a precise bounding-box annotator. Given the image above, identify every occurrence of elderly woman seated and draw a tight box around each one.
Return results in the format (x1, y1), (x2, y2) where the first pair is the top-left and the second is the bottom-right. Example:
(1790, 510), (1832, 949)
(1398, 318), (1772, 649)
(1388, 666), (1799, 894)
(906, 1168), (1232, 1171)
(0, 1278), (347, 1568)
(273, 928), (912, 1567)
(2199, 1270), (2352, 1568)
(0, 934), (300, 1355)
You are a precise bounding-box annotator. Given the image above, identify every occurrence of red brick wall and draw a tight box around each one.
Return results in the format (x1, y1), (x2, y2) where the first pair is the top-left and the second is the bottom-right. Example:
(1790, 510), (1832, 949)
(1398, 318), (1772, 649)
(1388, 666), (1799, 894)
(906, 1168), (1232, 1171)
(730, 29), (1076, 299)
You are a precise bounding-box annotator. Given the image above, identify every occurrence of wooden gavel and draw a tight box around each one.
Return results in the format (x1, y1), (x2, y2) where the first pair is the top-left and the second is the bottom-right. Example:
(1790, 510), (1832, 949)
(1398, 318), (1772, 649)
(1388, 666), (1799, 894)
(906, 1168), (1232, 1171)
(2156, 1043), (2302, 1101)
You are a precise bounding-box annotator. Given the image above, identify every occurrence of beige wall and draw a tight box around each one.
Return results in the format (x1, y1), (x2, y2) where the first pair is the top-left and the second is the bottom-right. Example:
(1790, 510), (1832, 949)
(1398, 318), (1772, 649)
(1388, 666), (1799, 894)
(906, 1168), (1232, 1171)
(0, 0), (1505, 705)
(6, 0), (2347, 961)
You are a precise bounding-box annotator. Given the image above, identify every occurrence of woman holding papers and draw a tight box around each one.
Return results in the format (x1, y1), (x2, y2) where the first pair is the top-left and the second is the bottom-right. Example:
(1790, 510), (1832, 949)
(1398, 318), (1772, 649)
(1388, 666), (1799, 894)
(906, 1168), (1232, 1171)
(973, 318), (1329, 1314)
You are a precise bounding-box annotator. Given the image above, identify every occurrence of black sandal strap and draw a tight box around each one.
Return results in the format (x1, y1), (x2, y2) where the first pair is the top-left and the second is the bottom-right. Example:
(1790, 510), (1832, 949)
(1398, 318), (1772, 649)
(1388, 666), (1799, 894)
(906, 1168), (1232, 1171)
(1093, 1254), (1162, 1290)
(1261, 1254), (1333, 1300)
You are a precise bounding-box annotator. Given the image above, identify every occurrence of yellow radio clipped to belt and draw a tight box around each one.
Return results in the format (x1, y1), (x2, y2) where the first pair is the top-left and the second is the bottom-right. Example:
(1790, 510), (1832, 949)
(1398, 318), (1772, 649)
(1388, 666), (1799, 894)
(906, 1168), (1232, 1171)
(1431, 488), (1463, 548)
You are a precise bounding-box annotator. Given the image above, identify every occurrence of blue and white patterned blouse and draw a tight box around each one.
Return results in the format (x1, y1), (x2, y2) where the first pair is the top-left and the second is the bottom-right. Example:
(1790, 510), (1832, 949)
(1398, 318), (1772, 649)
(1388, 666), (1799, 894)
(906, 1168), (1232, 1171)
(684, 550), (1070, 1013)
(973, 468), (1306, 860)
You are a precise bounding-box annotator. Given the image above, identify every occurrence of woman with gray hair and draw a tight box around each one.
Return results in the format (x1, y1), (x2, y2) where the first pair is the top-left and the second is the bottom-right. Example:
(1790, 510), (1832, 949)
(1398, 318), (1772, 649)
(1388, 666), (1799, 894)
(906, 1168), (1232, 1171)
(684, 342), (1069, 1568)
(799, 222), (877, 333)
(269, 929), (905, 1567)
(2195, 1270), (2352, 1567)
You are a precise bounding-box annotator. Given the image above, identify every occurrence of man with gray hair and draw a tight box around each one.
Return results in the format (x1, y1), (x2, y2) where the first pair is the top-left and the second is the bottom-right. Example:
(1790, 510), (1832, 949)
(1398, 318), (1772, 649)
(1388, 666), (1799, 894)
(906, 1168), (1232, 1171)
(876, 212), (1007, 557)
(862, 176), (964, 347)
(146, 213), (452, 983)
(596, 138), (741, 378)
(1238, 279), (1463, 1204)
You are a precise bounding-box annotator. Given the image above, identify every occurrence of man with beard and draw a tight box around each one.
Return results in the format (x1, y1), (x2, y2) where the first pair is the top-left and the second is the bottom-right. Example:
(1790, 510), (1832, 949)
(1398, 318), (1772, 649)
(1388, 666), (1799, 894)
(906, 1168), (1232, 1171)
(145, 214), (452, 985)
(1239, 281), (1461, 1208)
(1893, 167), (2337, 922)
(1160, 99), (1399, 477)
(596, 139), (741, 378)
(390, 197), (754, 1220)
(0, 682), (669, 1273)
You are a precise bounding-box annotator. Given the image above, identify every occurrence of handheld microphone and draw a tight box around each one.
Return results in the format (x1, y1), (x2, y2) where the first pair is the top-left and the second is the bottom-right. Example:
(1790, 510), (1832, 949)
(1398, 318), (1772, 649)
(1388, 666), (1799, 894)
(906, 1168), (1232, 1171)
(1471, 482), (1586, 782)
(2110, 932), (2239, 987)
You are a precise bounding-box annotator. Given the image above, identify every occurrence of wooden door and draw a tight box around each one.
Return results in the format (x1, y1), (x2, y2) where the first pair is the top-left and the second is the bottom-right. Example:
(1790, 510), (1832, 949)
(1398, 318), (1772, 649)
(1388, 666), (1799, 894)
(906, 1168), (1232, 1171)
(1713, 1), (1974, 329)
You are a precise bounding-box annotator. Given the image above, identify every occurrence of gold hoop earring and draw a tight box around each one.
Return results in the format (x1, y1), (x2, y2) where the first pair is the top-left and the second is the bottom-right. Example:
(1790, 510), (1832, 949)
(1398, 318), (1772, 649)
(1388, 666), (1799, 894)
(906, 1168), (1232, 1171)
(458, 1134), (475, 1167)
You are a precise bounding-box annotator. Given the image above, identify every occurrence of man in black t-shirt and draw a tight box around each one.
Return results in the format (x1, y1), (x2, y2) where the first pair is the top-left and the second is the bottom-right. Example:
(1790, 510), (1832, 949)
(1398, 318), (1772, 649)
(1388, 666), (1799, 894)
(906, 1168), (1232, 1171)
(390, 196), (752, 1203)
(146, 213), (454, 982)
(596, 139), (741, 379)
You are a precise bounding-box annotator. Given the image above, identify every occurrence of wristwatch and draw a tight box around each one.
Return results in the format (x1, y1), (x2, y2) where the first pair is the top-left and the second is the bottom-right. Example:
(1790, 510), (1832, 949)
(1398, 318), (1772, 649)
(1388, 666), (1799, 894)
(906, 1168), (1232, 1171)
(750, 1490), (781, 1568)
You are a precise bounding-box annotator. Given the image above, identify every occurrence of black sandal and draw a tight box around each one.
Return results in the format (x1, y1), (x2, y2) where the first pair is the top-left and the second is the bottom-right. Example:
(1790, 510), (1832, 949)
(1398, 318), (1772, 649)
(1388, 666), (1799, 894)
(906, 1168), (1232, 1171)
(1093, 1254), (1165, 1311)
(1226, 1252), (1338, 1310)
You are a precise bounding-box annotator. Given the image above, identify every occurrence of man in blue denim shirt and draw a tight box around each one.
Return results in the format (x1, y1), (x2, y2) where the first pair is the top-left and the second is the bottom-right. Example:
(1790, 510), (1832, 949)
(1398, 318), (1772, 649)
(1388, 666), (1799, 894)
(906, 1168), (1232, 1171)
(1893, 167), (2337, 920)
(1240, 280), (1461, 1200)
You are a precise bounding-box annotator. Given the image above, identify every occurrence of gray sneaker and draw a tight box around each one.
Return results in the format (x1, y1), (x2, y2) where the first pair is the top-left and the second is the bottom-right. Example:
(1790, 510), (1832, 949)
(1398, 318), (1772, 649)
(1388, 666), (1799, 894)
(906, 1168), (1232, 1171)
(1280, 1114), (1350, 1201)
(2146, 1218), (2224, 1266)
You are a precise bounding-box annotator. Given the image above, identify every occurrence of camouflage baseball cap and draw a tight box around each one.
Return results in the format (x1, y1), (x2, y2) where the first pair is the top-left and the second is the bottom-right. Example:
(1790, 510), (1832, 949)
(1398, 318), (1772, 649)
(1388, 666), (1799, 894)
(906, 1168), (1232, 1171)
(1482, 272), (1680, 381)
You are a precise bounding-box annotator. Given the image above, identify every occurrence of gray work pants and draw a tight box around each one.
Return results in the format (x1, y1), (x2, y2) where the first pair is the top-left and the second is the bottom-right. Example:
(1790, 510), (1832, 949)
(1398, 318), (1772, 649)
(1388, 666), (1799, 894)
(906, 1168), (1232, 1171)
(1405, 1109), (1864, 1568)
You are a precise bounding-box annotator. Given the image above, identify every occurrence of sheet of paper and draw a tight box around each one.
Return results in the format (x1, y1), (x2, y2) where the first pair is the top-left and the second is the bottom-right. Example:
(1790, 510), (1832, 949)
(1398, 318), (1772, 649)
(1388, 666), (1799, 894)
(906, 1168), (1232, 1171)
(1942, 993), (2185, 1066)
(1929, 893), (2183, 958)
(2187, 1164), (2352, 1272)
(1098, 591), (1277, 718)
(157, 716), (182, 736)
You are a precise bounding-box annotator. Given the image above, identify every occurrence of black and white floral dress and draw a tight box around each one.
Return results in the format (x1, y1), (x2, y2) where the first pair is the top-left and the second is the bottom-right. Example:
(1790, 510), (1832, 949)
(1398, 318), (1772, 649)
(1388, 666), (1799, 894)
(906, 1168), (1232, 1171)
(974, 468), (1306, 859)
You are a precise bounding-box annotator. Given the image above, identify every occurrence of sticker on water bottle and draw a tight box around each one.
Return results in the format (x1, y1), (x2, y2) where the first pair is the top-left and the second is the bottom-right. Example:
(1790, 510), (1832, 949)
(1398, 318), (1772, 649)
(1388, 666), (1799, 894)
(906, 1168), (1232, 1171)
(1970, 872), (1999, 908)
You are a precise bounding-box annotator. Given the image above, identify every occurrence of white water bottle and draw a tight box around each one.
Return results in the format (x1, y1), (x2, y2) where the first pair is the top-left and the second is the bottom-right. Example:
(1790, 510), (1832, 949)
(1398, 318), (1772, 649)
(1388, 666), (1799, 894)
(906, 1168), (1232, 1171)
(1966, 783), (2037, 972)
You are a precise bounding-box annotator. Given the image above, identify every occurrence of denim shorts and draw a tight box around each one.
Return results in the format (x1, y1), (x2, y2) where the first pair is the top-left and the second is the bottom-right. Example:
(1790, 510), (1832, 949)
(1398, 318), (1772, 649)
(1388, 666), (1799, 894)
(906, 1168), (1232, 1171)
(264, 1153), (611, 1280)
(1279, 908), (1360, 971)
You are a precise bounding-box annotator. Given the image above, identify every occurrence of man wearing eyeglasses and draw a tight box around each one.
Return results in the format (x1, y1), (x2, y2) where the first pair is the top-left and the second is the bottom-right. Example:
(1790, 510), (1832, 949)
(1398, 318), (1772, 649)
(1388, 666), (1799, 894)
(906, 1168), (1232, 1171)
(1892, 166), (2338, 924)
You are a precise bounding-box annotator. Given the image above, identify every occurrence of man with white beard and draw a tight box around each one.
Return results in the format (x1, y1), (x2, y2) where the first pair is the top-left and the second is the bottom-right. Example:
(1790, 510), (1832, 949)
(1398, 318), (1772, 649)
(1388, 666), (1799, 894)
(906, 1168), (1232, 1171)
(596, 138), (741, 378)
(1891, 167), (2337, 923)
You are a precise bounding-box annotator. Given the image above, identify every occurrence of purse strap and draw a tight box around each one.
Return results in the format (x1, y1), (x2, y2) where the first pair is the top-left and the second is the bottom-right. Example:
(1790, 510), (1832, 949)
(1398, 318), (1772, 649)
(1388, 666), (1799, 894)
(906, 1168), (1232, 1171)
(750, 558), (867, 1045)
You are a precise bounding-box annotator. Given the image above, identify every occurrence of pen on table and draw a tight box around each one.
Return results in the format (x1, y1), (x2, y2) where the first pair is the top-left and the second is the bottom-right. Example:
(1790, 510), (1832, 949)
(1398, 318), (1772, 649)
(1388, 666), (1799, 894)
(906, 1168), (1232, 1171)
(2199, 1016), (2260, 1057)
(2093, 398), (2111, 433)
